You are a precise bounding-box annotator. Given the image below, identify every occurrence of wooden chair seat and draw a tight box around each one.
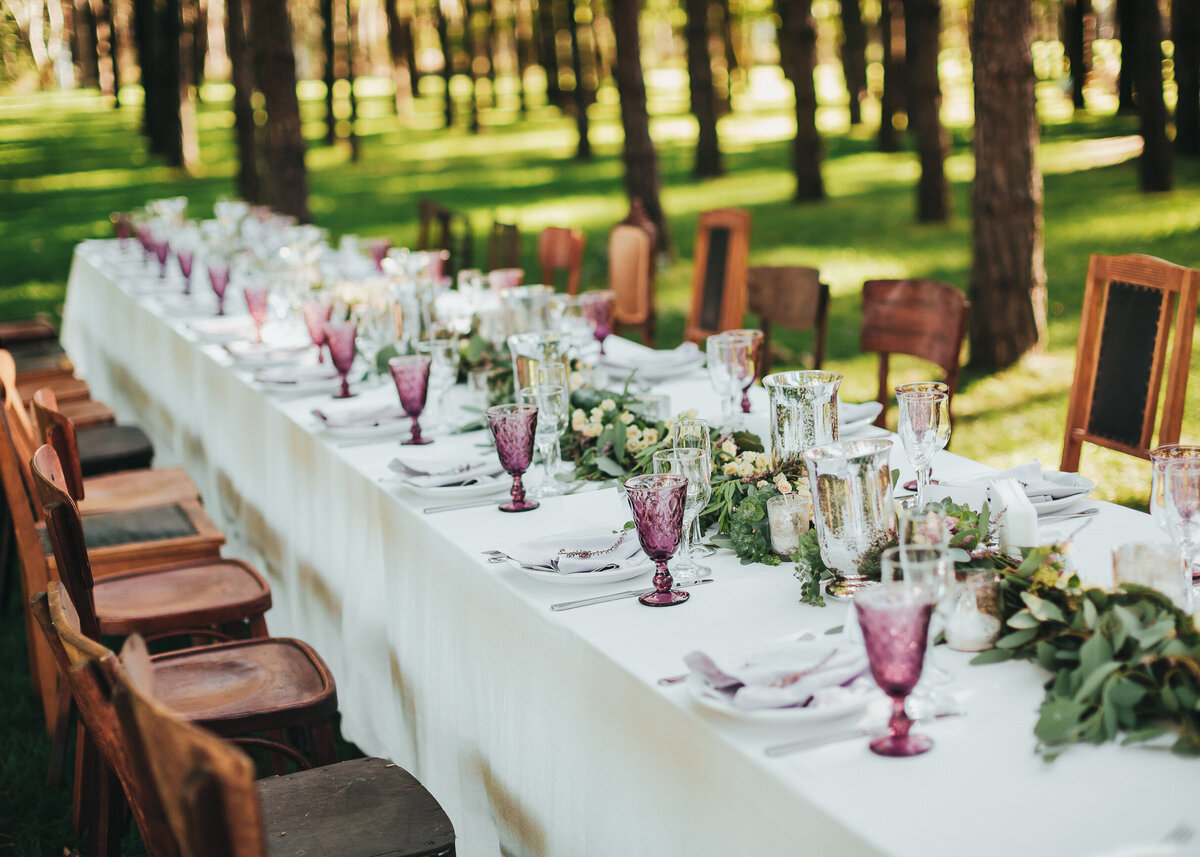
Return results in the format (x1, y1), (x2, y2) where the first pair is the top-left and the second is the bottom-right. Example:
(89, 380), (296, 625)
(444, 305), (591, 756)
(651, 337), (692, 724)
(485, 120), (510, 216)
(76, 423), (155, 476)
(60, 398), (116, 429)
(0, 317), (58, 346)
(78, 466), (199, 517)
(12, 351), (75, 388)
(258, 756), (456, 857)
(91, 559), (271, 636)
(18, 374), (90, 404)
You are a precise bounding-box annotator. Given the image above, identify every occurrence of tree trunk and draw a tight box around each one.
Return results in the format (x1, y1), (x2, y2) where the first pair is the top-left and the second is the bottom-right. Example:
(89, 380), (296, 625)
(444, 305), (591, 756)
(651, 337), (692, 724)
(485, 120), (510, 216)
(436, 0), (454, 126)
(840, 0), (866, 125)
(484, 0), (497, 87)
(1135, 0), (1170, 191)
(132, 0), (164, 151)
(684, 0), (720, 176)
(1063, 0), (1088, 110)
(878, 0), (904, 152)
(566, 0), (591, 157)
(345, 0), (360, 159)
(969, 0), (1046, 372)
(536, 0), (561, 107)
(515, 0), (534, 113)
(175, 0), (199, 169)
(903, 0), (949, 222)
(1117, 0), (1137, 113)
(226, 0), (261, 202)
(321, 0), (336, 143)
(102, 0), (120, 104)
(383, 0), (415, 115)
(157, 0), (185, 167)
(73, 0), (100, 86)
(464, 0), (480, 133)
(192, 0), (208, 97)
(777, 0), (823, 201)
(610, 0), (670, 252)
(249, 0), (311, 221)
(1173, 0), (1200, 156)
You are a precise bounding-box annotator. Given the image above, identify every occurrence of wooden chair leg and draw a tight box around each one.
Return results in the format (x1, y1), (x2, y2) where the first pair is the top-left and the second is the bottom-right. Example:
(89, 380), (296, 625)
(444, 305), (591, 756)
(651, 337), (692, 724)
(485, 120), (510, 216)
(88, 766), (125, 857)
(46, 684), (71, 787)
(0, 510), (11, 611)
(248, 613), (269, 638)
(269, 730), (291, 775)
(74, 723), (97, 837)
(310, 720), (339, 767)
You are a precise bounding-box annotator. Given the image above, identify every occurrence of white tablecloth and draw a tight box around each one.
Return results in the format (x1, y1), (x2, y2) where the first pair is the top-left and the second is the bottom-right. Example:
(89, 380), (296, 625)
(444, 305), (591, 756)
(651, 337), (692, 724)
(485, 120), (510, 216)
(62, 241), (1200, 857)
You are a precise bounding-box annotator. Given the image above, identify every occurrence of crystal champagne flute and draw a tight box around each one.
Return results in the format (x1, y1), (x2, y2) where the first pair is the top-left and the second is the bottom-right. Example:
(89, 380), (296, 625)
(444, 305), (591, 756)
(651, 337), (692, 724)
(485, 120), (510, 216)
(652, 448), (711, 582)
(1151, 445), (1200, 584)
(672, 417), (715, 558)
(416, 338), (462, 434)
(519, 363), (568, 498)
(1163, 459), (1200, 603)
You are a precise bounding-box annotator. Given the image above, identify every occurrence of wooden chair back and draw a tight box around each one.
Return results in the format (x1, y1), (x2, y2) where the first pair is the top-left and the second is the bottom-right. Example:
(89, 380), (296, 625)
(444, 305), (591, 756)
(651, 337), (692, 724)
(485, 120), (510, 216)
(114, 634), (269, 857)
(686, 208), (752, 343)
(607, 224), (656, 346)
(538, 227), (586, 295)
(859, 278), (970, 427)
(32, 387), (87, 501)
(0, 349), (39, 494)
(487, 220), (521, 272)
(416, 200), (473, 277)
(746, 266), (831, 376)
(1061, 254), (1199, 471)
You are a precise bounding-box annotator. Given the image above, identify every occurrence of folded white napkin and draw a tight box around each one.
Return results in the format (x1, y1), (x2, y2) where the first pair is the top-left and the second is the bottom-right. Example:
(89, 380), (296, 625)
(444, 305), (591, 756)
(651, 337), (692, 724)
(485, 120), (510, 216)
(945, 460), (1091, 503)
(685, 646), (870, 711)
(839, 400), (883, 426)
(225, 340), (310, 365)
(254, 364), (339, 384)
(314, 405), (407, 428)
(600, 339), (703, 373)
(498, 528), (644, 574)
(388, 455), (505, 488)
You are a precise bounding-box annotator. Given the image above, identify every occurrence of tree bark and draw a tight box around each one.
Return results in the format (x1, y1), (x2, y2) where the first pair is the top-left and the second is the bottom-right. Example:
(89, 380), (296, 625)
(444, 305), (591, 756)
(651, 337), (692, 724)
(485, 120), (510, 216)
(1062, 0), (1088, 110)
(465, 0), (481, 133)
(840, 0), (866, 125)
(156, 0), (185, 168)
(321, 0), (336, 143)
(878, 0), (904, 152)
(192, 0), (207, 96)
(345, 0), (360, 158)
(566, 0), (591, 157)
(102, 0), (120, 104)
(249, 0), (311, 221)
(73, 0), (101, 87)
(777, 0), (823, 200)
(436, 0), (454, 126)
(610, 0), (670, 252)
(684, 0), (720, 176)
(536, 0), (562, 107)
(1173, 0), (1200, 156)
(1117, 0), (1137, 113)
(969, 0), (1046, 372)
(132, 0), (164, 151)
(1134, 0), (1170, 191)
(225, 0), (261, 202)
(903, 0), (949, 222)
(175, 0), (199, 169)
(383, 0), (415, 115)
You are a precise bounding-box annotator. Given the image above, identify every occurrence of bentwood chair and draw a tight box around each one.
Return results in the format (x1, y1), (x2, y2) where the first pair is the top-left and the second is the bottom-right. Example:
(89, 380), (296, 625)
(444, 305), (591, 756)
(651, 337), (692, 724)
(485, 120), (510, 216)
(685, 208), (753, 344)
(1061, 254), (1199, 472)
(859, 278), (970, 429)
(112, 634), (456, 857)
(746, 266), (831, 377)
(608, 224), (656, 346)
(487, 220), (522, 271)
(538, 227), (586, 295)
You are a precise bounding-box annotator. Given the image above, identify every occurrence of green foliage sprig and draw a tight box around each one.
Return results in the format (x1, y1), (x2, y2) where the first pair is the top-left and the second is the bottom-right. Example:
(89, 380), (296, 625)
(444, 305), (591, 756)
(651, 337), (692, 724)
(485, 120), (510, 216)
(709, 486), (781, 566)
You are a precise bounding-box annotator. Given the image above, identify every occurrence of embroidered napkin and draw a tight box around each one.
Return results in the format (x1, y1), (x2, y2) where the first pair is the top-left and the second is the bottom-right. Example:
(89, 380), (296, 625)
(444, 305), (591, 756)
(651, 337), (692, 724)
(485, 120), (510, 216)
(600, 339), (704, 374)
(498, 528), (644, 575)
(684, 646), (870, 711)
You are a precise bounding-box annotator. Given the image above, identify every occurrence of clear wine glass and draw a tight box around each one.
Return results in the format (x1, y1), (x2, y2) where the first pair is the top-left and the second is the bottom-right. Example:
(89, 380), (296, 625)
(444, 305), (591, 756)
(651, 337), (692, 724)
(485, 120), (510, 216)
(623, 473), (690, 607)
(652, 448), (711, 582)
(672, 417), (715, 558)
(722, 329), (764, 414)
(706, 332), (757, 432)
(1163, 459), (1200, 599)
(354, 295), (396, 386)
(416, 338), (462, 434)
(388, 354), (433, 445)
(323, 319), (358, 399)
(855, 574), (937, 757)
(519, 364), (568, 498)
(1151, 445), (1200, 587)
(884, 534), (952, 686)
(487, 403), (540, 512)
(896, 383), (951, 507)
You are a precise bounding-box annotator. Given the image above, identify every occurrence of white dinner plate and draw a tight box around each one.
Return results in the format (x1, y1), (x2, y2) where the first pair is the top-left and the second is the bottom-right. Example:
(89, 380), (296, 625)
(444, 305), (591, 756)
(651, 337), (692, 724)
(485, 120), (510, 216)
(225, 340), (312, 368)
(1031, 471), (1095, 516)
(254, 364), (364, 395)
(686, 640), (878, 725)
(320, 417), (409, 440)
(187, 316), (258, 343)
(502, 555), (652, 587)
(395, 472), (510, 499)
(839, 415), (879, 437)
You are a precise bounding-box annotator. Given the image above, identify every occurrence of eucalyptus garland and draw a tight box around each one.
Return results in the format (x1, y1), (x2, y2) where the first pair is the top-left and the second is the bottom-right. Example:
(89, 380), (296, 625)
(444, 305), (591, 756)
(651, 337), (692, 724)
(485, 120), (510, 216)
(708, 486), (782, 566)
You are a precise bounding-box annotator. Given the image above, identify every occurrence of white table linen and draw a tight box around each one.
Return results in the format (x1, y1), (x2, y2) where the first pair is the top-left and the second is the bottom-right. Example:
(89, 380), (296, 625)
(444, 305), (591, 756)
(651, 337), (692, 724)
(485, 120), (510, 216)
(62, 240), (1200, 857)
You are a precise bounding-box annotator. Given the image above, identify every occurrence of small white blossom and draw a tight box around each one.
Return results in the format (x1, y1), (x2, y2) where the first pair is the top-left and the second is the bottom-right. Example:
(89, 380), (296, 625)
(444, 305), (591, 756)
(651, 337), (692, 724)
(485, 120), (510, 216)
(642, 428), (658, 445)
(600, 398), (616, 412)
(619, 411), (634, 425)
(721, 440), (737, 457)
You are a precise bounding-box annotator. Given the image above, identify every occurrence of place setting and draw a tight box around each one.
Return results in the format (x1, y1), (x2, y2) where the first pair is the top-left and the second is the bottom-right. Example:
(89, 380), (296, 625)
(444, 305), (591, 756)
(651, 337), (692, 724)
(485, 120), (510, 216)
(484, 526), (652, 586)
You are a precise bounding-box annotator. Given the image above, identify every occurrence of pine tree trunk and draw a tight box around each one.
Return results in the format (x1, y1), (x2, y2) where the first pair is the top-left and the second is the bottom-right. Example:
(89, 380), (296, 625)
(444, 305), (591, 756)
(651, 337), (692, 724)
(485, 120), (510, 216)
(464, 0), (480, 133)
(1117, 0), (1137, 113)
(515, 0), (533, 113)
(176, 0), (199, 169)
(102, 0), (120, 104)
(436, 0), (454, 126)
(537, 0), (562, 107)
(878, 0), (904, 152)
(566, 0), (591, 157)
(1063, 0), (1088, 110)
(249, 0), (311, 221)
(226, 0), (261, 202)
(610, 0), (670, 252)
(158, 0), (185, 168)
(192, 0), (207, 97)
(904, 0), (949, 222)
(1135, 0), (1170, 191)
(73, 0), (100, 86)
(345, 0), (360, 158)
(132, 0), (164, 151)
(777, 0), (823, 201)
(321, 0), (336, 143)
(840, 0), (866, 125)
(969, 0), (1046, 372)
(484, 0), (497, 87)
(1173, 0), (1200, 156)
(383, 0), (415, 115)
(684, 0), (720, 176)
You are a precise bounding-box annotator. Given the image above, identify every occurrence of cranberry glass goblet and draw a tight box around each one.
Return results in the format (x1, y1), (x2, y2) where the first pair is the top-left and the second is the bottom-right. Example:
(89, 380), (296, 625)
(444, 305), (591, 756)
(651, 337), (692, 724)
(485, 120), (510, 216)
(581, 291), (615, 356)
(855, 579), (936, 757)
(208, 260), (230, 315)
(302, 300), (333, 363)
(369, 238), (392, 271)
(388, 355), (434, 446)
(243, 284), (270, 343)
(624, 473), (690, 607)
(176, 249), (195, 295)
(323, 320), (358, 399)
(722, 329), (763, 414)
(154, 238), (170, 277)
(110, 212), (132, 248)
(486, 403), (540, 512)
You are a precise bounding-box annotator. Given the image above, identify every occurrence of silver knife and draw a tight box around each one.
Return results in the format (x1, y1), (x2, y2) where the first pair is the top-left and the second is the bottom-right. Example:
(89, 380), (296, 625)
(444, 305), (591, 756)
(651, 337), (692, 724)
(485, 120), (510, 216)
(423, 495), (507, 514)
(763, 711), (963, 757)
(551, 578), (714, 611)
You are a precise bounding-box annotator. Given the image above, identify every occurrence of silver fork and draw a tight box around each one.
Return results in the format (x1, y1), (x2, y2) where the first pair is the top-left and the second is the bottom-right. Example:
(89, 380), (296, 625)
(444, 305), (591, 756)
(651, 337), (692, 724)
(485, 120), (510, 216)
(656, 630), (818, 686)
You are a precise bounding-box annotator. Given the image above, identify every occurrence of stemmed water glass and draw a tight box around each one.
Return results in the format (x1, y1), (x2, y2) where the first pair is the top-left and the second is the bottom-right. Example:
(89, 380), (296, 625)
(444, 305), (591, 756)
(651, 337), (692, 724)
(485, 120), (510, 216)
(388, 355), (433, 445)
(723, 329), (763, 414)
(1163, 459), (1200, 602)
(243, 284), (270, 343)
(896, 382), (951, 507)
(855, 573), (937, 757)
(302, 299), (333, 362)
(354, 295), (397, 385)
(706, 331), (757, 432)
(323, 319), (358, 398)
(672, 417), (715, 558)
(416, 338), (462, 434)
(652, 448), (711, 581)
(1151, 445), (1200, 584)
(886, 526), (952, 685)
(487, 403), (540, 512)
(519, 363), (568, 498)
(580, 291), (614, 356)
(623, 473), (691, 607)
(110, 211), (132, 251)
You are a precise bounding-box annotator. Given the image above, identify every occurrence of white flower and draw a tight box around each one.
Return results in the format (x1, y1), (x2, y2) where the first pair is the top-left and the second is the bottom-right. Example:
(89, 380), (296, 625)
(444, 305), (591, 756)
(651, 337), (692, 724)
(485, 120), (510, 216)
(600, 398), (616, 412)
(723, 462), (739, 477)
(619, 411), (634, 425)
(582, 422), (602, 438)
(628, 438), (645, 453)
(756, 480), (768, 489)
(626, 424), (641, 441)
(569, 371), (584, 390)
(737, 460), (757, 479)
(590, 407), (604, 422)
(774, 472), (792, 494)
(571, 409), (587, 431)
(721, 440), (737, 457)
(642, 428), (658, 445)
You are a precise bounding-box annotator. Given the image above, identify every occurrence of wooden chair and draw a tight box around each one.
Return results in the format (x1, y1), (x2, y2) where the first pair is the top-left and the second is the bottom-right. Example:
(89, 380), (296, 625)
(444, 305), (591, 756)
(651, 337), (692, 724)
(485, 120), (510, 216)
(0, 315), (58, 346)
(487, 220), (521, 271)
(538, 226), (586, 295)
(608, 224), (656, 346)
(685, 208), (752, 344)
(746, 266), (831, 377)
(1061, 254), (1199, 472)
(416, 200), (473, 277)
(859, 278), (970, 428)
(111, 634), (456, 857)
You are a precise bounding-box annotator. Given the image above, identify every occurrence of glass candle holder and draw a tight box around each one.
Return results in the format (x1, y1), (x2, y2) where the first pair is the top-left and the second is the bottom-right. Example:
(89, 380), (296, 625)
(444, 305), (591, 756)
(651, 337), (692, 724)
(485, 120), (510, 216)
(943, 569), (1002, 652)
(1112, 542), (1190, 612)
(766, 493), (811, 557)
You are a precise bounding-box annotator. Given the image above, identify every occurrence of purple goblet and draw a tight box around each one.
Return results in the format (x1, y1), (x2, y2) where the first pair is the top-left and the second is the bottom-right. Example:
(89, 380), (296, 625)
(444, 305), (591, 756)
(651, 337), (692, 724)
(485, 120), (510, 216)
(323, 320), (358, 398)
(136, 225), (153, 259)
(302, 300), (333, 363)
(624, 473), (690, 607)
(368, 238), (392, 272)
(208, 262), (230, 315)
(177, 249), (195, 295)
(243, 284), (270, 343)
(486, 404), (540, 512)
(582, 291), (615, 356)
(111, 212), (132, 247)
(856, 582), (936, 757)
(154, 238), (170, 277)
(388, 355), (434, 445)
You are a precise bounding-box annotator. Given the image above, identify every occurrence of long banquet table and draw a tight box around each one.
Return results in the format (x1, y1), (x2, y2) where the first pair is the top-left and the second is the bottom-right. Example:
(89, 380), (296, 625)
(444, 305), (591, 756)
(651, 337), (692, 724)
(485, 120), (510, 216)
(61, 240), (1200, 857)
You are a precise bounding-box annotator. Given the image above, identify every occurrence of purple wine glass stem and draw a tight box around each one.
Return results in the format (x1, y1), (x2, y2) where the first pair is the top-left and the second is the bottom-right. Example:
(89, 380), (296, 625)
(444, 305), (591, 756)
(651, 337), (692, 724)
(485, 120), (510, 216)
(510, 473), (527, 506)
(651, 560), (674, 595)
(410, 416), (424, 443)
(316, 344), (325, 363)
(741, 390), (752, 413)
(888, 696), (913, 742)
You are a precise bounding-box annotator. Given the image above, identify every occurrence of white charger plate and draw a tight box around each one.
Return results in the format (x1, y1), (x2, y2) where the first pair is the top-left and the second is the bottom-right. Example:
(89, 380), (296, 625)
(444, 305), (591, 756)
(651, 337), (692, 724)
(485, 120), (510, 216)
(686, 639), (878, 724)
